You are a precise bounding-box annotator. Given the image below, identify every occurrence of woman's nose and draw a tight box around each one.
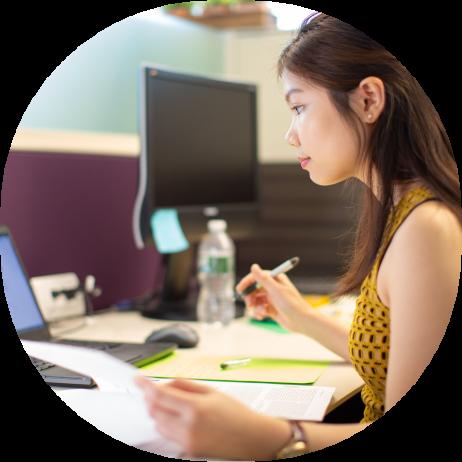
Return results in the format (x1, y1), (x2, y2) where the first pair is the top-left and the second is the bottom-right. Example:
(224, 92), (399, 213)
(285, 128), (299, 147)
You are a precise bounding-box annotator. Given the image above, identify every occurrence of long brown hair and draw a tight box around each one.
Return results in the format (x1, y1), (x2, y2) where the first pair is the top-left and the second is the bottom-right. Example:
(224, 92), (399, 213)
(277, 13), (461, 297)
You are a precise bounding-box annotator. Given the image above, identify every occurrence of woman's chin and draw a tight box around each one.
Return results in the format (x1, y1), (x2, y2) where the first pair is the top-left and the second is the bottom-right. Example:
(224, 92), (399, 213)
(308, 173), (346, 186)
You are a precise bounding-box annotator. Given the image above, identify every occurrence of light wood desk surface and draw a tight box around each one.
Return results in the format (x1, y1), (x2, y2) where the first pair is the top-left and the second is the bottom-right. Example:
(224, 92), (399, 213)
(51, 305), (364, 413)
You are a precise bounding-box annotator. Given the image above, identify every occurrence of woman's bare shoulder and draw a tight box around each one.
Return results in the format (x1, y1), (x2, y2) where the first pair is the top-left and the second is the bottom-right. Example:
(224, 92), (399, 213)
(395, 200), (462, 254)
(379, 200), (461, 303)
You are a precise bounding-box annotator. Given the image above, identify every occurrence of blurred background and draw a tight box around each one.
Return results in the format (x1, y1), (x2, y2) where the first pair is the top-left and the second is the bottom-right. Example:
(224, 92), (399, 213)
(1, 2), (362, 311)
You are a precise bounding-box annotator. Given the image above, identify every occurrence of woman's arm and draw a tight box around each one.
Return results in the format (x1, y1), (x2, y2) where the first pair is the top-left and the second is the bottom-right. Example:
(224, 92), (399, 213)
(255, 417), (370, 457)
(291, 420), (370, 453)
(243, 266), (352, 362)
(383, 202), (461, 411)
(135, 376), (370, 460)
(298, 307), (351, 362)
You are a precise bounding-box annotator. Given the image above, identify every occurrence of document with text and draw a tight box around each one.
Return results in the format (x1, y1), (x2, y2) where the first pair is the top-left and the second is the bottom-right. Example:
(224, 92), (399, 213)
(187, 379), (335, 421)
(23, 340), (335, 454)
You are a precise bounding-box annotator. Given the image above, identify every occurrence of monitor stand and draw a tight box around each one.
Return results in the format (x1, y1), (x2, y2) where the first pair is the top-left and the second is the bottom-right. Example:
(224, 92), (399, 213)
(141, 296), (200, 321)
(140, 249), (244, 321)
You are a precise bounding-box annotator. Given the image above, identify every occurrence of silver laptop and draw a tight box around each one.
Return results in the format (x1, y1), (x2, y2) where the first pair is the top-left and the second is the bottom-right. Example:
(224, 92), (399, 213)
(0, 225), (176, 388)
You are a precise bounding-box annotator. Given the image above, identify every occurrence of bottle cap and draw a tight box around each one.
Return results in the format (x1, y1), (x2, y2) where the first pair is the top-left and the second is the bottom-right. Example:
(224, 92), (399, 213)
(207, 219), (227, 232)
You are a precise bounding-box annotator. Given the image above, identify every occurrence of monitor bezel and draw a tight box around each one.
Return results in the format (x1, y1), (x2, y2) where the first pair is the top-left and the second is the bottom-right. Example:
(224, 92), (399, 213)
(132, 63), (260, 248)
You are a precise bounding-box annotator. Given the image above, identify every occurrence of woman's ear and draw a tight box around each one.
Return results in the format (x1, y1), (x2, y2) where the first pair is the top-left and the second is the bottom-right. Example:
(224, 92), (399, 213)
(351, 76), (386, 123)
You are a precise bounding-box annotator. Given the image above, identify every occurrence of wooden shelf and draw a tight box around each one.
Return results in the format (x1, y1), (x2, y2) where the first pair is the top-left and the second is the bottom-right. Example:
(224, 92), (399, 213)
(167, 4), (277, 29)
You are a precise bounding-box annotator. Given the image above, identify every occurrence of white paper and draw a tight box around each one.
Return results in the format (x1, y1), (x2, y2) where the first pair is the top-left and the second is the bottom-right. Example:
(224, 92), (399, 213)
(55, 389), (183, 456)
(23, 340), (335, 455)
(156, 379), (334, 422)
(21, 340), (142, 395)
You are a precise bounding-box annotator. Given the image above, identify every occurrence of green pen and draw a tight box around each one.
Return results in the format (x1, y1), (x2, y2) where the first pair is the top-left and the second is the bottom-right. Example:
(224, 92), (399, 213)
(220, 358), (252, 370)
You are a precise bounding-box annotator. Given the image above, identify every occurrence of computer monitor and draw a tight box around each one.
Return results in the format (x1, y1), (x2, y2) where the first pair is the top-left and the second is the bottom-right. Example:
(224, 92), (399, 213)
(132, 64), (259, 320)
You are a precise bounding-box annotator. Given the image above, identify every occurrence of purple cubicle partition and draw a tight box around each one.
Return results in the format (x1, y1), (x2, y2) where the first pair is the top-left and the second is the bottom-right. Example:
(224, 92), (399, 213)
(0, 150), (164, 311)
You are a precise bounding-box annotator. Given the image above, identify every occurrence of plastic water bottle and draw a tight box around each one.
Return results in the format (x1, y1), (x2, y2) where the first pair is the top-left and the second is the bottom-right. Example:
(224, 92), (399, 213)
(197, 219), (236, 327)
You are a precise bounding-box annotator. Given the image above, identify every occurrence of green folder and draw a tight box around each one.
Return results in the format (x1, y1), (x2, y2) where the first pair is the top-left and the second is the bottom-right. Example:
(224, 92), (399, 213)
(141, 352), (329, 385)
(248, 318), (290, 334)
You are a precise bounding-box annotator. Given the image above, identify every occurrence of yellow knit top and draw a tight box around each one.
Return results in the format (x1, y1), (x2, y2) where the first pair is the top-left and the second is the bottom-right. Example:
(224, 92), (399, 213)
(348, 186), (437, 423)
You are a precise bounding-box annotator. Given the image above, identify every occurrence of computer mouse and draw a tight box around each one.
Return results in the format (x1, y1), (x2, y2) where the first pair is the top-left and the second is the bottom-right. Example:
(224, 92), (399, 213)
(145, 323), (199, 348)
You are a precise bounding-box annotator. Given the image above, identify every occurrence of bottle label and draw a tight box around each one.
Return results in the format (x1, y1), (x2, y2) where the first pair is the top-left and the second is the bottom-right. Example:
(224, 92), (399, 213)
(207, 256), (230, 274)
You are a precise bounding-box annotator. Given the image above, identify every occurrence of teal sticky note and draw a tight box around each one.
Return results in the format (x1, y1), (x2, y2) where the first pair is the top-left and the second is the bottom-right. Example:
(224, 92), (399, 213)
(150, 209), (189, 254)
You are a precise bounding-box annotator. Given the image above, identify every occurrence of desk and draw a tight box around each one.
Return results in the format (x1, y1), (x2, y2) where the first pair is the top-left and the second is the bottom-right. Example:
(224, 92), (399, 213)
(51, 307), (364, 413)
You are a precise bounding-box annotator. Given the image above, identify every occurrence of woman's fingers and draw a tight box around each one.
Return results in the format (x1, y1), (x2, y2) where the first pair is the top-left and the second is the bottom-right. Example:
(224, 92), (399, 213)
(152, 406), (188, 444)
(238, 264), (301, 322)
(237, 264), (297, 296)
(246, 290), (266, 304)
(244, 289), (270, 319)
(134, 375), (157, 400)
(135, 375), (200, 415)
(167, 378), (212, 394)
(243, 289), (265, 311)
(249, 305), (268, 320)
(250, 264), (280, 295)
(155, 385), (199, 414)
(235, 272), (256, 294)
(275, 273), (297, 290)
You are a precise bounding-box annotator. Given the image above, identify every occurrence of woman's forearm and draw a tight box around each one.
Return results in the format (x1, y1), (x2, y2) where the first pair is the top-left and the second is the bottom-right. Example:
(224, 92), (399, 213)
(301, 420), (370, 452)
(256, 416), (369, 459)
(297, 306), (351, 362)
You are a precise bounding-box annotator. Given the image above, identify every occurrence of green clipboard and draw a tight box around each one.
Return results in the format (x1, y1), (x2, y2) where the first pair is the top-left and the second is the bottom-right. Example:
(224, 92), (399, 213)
(141, 352), (329, 385)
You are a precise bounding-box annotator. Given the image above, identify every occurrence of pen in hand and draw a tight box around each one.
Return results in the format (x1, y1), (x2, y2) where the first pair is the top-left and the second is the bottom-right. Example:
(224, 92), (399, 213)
(234, 256), (300, 300)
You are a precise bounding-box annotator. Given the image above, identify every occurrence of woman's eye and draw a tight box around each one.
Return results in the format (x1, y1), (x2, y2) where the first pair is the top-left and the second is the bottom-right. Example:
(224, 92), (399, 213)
(291, 105), (304, 115)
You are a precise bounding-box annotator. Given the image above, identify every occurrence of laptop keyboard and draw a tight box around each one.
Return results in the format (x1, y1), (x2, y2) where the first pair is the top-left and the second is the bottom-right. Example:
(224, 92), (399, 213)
(30, 341), (122, 373)
(59, 340), (122, 351)
(30, 356), (56, 372)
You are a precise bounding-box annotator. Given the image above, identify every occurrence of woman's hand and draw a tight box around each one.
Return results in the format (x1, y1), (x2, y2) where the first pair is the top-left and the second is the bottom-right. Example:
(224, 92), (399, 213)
(236, 263), (312, 334)
(134, 376), (291, 460)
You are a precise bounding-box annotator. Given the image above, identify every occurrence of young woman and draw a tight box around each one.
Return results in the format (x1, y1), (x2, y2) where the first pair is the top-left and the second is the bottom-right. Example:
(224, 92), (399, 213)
(135, 12), (461, 460)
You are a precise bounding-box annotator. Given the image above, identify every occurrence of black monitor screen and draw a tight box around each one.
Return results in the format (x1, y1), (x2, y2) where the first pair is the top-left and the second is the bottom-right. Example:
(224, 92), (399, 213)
(143, 67), (258, 209)
(131, 67), (259, 318)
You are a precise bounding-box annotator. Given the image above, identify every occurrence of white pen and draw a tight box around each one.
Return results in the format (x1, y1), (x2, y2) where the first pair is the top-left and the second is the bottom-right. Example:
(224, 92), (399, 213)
(235, 256), (300, 300)
(220, 358), (252, 370)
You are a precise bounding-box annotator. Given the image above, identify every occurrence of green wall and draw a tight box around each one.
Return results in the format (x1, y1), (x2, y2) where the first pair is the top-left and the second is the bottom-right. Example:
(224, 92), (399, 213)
(19, 12), (225, 134)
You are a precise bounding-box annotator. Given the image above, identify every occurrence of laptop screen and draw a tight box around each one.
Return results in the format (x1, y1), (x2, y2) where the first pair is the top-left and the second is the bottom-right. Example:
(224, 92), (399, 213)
(0, 233), (46, 333)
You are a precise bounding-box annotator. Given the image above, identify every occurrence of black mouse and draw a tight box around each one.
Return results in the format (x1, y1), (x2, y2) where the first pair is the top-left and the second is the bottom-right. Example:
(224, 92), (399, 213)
(145, 323), (199, 348)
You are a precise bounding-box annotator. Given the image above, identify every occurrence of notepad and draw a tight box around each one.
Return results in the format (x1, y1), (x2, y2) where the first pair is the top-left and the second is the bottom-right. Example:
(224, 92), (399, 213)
(141, 353), (329, 385)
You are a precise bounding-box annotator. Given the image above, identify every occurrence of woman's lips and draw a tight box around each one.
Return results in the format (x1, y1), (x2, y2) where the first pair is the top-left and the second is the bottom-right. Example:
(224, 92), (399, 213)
(298, 155), (311, 168)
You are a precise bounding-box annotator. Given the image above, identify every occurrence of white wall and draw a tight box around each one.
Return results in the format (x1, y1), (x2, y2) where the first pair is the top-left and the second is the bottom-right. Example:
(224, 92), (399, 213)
(18, 12), (226, 134)
(15, 17), (299, 165)
(223, 29), (297, 164)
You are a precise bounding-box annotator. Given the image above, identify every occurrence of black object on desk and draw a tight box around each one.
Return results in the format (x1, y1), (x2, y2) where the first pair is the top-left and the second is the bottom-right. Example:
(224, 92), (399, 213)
(145, 323), (199, 348)
(138, 292), (246, 322)
(134, 249), (245, 322)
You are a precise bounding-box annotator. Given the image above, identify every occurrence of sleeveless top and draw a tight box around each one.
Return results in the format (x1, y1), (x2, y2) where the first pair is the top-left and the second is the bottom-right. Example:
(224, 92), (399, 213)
(348, 186), (437, 423)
